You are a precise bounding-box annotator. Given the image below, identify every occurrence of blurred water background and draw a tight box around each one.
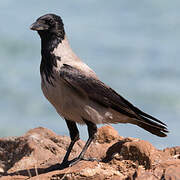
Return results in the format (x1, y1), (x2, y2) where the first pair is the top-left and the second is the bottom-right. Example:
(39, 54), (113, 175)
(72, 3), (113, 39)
(0, 0), (180, 149)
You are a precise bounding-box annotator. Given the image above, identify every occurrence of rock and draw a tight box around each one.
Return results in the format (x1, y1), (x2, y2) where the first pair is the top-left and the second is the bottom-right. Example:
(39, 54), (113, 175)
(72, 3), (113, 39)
(165, 164), (180, 180)
(0, 125), (179, 179)
(96, 125), (120, 143)
(136, 172), (159, 180)
(163, 146), (180, 159)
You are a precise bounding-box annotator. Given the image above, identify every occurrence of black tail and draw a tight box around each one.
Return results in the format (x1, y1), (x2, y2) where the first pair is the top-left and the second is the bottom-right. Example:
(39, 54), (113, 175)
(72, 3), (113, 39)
(135, 118), (168, 137)
(132, 112), (168, 137)
(118, 95), (169, 137)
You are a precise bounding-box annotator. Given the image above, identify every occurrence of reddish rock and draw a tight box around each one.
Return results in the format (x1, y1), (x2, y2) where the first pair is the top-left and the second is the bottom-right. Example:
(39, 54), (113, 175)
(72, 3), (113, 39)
(96, 125), (120, 143)
(0, 125), (179, 180)
(165, 164), (180, 180)
(163, 146), (180, 159)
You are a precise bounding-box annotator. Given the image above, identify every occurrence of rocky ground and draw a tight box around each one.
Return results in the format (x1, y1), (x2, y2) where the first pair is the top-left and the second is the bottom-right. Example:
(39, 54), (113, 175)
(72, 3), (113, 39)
(0, 125), (179, 180)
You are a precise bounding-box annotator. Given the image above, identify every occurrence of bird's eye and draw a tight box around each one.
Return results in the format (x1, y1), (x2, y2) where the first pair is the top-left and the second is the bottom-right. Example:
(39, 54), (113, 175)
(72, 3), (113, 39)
(48, 19), (54, 25)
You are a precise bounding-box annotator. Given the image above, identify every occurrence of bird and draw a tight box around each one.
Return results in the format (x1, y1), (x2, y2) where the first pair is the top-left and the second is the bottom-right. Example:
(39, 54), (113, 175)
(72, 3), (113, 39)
(30, 13), (168, 167)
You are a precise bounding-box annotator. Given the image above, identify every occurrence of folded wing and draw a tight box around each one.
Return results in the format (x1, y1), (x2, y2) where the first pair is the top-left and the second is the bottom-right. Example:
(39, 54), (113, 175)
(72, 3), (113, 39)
(60, 64), (168, 137)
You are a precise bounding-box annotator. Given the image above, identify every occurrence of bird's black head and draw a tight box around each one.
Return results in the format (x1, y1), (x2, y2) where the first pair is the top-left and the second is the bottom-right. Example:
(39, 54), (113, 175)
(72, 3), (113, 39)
(30, 14), (65, 41)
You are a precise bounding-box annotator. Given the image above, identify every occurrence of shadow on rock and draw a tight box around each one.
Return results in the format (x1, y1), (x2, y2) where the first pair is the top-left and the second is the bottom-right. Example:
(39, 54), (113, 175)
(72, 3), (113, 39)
(0, 126), (180, 180)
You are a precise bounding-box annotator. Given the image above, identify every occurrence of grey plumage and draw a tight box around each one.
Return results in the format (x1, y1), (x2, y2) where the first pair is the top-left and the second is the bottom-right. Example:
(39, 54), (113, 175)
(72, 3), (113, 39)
(30, 14), (168, 168)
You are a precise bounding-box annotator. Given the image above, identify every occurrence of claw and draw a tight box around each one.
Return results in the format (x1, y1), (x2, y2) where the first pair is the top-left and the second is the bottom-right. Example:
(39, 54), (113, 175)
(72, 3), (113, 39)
(81, 157), (100, 162)
(68, 158), (81, 167)
(45, 156), (100, 172)
(61, 157), (100, 168)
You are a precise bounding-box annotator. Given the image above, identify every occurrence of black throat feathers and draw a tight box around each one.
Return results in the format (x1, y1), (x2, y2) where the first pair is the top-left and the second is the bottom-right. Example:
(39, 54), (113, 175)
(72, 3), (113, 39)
(39, 31), (64, 85)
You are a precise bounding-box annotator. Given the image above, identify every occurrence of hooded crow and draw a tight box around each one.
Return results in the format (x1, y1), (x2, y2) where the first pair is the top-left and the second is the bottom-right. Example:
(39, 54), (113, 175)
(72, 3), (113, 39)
(30, 14), (168, 167)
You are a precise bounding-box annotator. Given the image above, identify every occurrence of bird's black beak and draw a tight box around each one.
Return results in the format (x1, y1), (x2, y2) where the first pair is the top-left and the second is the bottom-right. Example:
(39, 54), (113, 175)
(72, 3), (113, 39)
(30, 21), (49, 31)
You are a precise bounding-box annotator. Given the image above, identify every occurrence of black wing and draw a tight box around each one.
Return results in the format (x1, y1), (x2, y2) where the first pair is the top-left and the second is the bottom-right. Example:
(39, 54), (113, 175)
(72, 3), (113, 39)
(60, 64), (168, 137)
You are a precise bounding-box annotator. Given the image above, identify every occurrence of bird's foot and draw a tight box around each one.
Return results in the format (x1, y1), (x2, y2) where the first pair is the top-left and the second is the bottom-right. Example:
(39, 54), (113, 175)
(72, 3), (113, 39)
(45, 160), (75, 171)
(45, 163), (62, 172)
(68, 157), (82, 167)
(80, 157), (100, 162)
(45, 157), (100, 172)
(61, 157), (100, 167)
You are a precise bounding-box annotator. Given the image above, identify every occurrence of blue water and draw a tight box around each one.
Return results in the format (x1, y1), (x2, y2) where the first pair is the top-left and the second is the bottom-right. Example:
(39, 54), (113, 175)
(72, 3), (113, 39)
(0, 0), (180, 149)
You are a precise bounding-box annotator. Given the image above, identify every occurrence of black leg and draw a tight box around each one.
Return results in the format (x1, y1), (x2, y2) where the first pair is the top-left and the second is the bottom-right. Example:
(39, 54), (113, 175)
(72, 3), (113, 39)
(68, 119), (97, 166)
(62, 119), (79, 163)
